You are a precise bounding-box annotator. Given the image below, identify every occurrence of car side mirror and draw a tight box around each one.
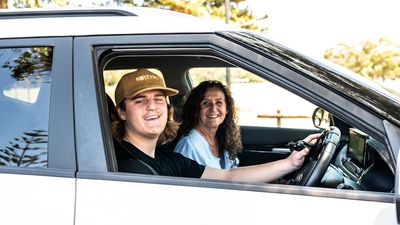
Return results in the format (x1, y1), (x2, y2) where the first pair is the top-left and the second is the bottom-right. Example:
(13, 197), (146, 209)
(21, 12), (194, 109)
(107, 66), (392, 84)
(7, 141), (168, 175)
(312, 107), (331, 129)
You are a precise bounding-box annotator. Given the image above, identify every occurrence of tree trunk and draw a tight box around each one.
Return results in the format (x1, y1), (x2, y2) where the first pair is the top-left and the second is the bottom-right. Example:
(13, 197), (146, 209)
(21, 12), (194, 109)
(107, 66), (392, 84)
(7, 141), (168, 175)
(0, 0), (7, 9)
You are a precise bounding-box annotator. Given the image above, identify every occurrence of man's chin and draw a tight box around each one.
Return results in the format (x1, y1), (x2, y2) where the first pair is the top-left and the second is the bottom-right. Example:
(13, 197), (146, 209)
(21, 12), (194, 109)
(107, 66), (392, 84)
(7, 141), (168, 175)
(146, 127), (164, 136)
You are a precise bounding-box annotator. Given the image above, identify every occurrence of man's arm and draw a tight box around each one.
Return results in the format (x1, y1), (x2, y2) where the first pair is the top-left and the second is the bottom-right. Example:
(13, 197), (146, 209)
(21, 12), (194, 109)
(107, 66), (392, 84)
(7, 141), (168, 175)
(200, 133), (320, 183)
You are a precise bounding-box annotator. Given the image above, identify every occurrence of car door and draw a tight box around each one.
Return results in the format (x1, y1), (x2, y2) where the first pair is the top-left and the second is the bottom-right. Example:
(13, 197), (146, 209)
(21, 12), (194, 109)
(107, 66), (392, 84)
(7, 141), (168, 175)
(0, 37), (76, 225)
(73, 33), (397, 225)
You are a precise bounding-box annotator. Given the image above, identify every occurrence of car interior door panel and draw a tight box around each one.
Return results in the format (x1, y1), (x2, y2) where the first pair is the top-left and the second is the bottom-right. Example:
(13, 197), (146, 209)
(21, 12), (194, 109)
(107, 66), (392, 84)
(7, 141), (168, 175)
(239, 126), (319, 166)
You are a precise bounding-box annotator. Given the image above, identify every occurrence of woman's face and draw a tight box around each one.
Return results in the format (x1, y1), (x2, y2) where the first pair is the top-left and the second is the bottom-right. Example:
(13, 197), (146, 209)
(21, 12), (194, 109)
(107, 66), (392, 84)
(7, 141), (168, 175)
(197, 87), (227, 131)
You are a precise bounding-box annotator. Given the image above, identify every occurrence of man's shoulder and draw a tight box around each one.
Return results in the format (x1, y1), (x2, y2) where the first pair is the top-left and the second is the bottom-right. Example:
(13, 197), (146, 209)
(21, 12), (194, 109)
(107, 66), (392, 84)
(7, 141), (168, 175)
(113, 139), (156, 174)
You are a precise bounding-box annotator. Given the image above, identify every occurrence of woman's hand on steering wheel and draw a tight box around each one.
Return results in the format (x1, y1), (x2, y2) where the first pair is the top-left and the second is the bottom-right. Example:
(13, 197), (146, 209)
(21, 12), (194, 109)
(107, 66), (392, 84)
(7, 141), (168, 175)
(287, 133), (322, 169)
(289, 126), (341, 186)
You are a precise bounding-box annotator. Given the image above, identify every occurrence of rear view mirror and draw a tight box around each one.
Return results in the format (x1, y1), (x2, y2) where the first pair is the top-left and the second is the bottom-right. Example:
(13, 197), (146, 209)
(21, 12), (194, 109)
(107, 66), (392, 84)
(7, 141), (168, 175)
(312, 107), (330, 129)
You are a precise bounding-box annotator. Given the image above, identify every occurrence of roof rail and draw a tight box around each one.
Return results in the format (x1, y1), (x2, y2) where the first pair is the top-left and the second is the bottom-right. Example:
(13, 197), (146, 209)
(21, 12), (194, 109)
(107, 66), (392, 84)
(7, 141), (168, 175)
(0, 9), (137, 19)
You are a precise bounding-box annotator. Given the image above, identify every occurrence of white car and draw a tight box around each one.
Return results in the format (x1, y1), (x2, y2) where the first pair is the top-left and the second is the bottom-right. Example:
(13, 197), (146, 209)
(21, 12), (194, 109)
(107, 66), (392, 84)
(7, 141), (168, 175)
(0, 7), (399, 225)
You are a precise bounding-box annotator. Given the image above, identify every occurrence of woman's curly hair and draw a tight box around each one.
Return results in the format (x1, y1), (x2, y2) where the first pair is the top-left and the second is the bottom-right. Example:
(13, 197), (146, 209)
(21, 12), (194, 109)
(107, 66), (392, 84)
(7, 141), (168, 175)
(177, 80), (242, 160)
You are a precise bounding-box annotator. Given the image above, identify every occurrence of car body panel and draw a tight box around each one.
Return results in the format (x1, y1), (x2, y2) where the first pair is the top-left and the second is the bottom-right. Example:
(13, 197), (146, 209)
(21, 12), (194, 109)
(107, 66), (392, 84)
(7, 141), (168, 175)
(75, 177), (395, 225)
(0, 173), (75, 225)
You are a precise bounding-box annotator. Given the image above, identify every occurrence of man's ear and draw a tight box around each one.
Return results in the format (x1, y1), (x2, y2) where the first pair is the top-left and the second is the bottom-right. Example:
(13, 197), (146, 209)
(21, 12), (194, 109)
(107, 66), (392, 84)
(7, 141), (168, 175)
(117, 106), (126, 120)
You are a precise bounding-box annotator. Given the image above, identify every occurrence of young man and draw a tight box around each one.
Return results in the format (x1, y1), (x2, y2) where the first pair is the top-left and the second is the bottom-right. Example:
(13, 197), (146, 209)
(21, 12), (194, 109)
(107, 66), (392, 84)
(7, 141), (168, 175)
(112, 68), (320, 182)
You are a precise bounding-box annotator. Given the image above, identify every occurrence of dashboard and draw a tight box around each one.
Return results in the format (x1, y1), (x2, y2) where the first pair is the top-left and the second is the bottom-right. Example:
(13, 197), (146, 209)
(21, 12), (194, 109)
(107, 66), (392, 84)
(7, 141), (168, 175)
(321, 128), (394, 192)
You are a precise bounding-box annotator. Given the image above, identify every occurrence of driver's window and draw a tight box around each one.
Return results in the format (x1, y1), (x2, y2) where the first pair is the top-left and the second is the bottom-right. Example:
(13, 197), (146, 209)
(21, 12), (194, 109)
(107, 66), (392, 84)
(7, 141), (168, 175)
(188, 67), (317, 129)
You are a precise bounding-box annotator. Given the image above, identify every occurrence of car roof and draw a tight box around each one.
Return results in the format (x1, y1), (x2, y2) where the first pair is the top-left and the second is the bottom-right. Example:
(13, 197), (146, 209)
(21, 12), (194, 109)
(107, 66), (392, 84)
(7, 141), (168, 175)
(0, 7), (239, 38)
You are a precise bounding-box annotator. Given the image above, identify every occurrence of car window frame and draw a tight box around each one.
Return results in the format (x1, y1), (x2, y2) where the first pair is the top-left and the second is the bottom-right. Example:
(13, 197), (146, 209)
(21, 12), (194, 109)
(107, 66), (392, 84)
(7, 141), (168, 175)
(74, 33), (394, 203)
(0, 37), (75, 177)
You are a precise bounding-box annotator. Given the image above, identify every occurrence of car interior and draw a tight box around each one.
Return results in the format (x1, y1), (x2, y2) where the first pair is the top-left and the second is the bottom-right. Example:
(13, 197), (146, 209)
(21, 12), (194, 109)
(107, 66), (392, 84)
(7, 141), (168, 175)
(100, 52), (395, 193)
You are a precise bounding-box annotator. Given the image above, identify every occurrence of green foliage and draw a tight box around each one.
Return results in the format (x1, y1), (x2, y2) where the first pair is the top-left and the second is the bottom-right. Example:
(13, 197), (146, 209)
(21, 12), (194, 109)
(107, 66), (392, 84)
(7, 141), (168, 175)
(142, 0), (268, 32)
(324, 38), (400, 80)
(9, 0), (43, 8)
(3, 0), (267, 32)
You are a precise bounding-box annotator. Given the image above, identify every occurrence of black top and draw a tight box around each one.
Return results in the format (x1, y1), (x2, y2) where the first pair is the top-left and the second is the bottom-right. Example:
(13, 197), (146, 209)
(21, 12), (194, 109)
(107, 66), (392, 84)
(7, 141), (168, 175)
(115, 139), (205, 178)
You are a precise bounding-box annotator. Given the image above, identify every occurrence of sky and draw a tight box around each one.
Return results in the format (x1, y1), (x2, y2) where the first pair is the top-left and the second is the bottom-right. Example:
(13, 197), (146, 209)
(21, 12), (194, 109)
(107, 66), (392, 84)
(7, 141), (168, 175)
(243, 0), (400, 57)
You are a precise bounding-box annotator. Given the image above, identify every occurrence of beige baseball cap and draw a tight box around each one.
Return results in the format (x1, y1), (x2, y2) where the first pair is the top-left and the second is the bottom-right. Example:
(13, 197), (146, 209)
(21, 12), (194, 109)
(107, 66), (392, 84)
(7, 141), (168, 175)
(114, 68), (179, 106)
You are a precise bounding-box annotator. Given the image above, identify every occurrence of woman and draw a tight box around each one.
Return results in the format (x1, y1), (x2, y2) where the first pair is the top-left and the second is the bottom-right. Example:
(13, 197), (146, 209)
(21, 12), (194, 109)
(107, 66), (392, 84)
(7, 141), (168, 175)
(174, 80), (242, 169)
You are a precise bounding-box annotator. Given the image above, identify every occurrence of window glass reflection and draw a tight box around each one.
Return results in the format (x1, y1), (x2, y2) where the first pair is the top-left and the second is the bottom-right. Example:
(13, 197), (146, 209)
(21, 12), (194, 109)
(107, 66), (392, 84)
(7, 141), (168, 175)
(0, 47), (52, 167)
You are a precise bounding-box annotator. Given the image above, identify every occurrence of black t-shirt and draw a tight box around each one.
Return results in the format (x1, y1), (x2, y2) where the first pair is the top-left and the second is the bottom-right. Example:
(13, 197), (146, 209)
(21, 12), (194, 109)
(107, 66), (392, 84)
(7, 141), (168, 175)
(115, 140), (205, 178)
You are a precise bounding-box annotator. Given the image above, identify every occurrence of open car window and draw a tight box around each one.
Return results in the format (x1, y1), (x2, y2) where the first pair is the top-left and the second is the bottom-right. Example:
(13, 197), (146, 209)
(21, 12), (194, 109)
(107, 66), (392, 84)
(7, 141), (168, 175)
(98, 42), (394, 199)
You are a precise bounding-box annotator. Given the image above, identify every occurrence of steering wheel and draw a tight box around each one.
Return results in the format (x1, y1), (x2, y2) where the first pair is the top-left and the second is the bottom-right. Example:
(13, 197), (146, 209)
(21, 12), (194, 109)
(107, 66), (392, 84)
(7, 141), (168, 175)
(291, 126), (341, 186)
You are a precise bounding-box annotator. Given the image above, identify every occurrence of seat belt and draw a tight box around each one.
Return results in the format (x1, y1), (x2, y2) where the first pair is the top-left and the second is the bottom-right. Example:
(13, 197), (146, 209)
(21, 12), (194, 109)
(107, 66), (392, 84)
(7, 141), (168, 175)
(219, 149), (225, 169)
(119, 141), (159, 175)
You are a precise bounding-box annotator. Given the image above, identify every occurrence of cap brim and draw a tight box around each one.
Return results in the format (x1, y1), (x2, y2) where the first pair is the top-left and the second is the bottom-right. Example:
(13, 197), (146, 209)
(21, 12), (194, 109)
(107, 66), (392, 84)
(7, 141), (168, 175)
(129, 86), (179, 99)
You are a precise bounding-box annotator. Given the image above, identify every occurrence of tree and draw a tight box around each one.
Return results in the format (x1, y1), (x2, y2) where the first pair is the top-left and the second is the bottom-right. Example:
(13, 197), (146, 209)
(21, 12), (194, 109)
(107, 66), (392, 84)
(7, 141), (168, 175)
(0, 0), (7, 8)
(0, 130), (47, 167)
(9, 0), (42, 7)
(142, 0), (268, 32)
(0, 0), (41, 8)
(0, 0), (111, 8)
(2, 0), (267, 32)
(324, 38), (400, 80)
(2, 47), (53, 83)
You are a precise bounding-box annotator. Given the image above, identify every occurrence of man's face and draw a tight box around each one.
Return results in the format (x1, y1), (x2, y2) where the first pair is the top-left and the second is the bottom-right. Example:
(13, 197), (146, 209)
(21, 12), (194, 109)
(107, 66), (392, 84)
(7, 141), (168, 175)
(197, 87), (227, 131)
(118, 90), (168, 139)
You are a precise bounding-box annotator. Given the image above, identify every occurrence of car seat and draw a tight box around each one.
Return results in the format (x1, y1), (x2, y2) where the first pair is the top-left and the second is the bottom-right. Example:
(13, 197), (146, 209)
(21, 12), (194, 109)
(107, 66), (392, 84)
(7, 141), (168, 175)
(106, 94), (118, 123)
